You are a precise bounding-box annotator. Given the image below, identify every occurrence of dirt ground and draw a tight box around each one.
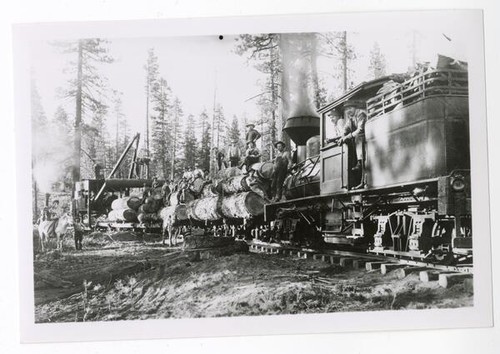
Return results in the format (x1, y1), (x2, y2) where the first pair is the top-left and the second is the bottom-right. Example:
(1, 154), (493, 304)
(33, 231), (473, 323)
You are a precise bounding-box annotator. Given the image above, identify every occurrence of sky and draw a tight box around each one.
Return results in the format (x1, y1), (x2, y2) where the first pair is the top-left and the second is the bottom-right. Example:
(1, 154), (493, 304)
(30, 29), (468, 152)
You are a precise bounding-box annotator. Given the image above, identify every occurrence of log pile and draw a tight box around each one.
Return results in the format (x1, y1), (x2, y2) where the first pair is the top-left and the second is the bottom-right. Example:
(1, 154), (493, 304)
(105, 167), (271, 226)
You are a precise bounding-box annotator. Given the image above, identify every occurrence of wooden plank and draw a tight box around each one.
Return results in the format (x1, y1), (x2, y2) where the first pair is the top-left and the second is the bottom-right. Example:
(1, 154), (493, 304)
(438, 273), (473, 288)
(365, 261), (385, 271)
(395, 267), (428, 279)
(380, 263), (405, 275)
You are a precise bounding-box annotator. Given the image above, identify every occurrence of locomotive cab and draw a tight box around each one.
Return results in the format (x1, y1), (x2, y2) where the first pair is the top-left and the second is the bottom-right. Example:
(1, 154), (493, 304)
(319, 77), (398, 193)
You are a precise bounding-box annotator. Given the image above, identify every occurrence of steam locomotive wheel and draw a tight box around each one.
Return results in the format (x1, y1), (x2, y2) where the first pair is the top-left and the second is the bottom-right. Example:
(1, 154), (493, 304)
(428, 221), (454, 263)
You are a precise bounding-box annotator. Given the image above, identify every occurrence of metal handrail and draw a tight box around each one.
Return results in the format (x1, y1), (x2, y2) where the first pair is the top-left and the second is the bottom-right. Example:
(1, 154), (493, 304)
(367, 69), (468, 119)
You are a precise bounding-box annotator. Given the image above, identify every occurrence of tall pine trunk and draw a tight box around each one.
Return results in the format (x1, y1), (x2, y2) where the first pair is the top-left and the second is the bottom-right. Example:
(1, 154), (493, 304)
(73, 40), (83, 183)
(342, 31), (348, 92)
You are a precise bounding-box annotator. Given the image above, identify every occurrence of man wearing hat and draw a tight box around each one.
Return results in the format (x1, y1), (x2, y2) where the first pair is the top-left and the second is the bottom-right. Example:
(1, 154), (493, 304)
(271, 141), (292, 202)
(240, 141), (261, 174)
(338, 100), (367, 189)
(245, 123), (261, 144)
(227, 140), (241, 167)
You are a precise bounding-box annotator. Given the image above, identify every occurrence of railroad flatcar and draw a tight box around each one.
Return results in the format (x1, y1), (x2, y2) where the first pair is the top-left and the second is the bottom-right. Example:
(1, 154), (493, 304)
(264, 58), (471, 263)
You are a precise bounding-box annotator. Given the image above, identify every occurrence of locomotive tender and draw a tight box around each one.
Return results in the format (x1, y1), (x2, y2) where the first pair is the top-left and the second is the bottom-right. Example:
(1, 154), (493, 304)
(265, 59), (471, 263)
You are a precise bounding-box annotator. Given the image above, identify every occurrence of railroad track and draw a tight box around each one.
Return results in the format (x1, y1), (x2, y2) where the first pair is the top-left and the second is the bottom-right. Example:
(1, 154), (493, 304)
(249, 241), (473, 289)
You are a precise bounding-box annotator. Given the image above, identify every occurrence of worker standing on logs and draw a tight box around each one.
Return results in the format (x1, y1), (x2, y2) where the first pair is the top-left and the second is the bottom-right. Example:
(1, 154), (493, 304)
(227, 140), (241, 167)
(240, 141), (261, 174)
(213, 147), (227, 172)
(271, 141), (292, 202)
(245, 123), (261, 145)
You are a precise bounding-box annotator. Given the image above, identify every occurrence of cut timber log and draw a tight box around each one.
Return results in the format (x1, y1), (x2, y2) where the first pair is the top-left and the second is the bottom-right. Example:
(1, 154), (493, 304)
(159, 205), (189, 222)
(187, 197), (222, 222)
(200, 183), (218, 198)
(111, 196), (142, 211)
(108, 208), (138, 222)
(220, 175), (252, 194)
(190, 177), (206, 195)
(220, 192), (265, 219)
(255, 161), (274, 180)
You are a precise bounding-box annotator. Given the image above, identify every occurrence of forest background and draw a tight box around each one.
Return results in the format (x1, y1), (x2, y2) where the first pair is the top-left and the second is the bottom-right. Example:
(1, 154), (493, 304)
(30, 30), (465, 217)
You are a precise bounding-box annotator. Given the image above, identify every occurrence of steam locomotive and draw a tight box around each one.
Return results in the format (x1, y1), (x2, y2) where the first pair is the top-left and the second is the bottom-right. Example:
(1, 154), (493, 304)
(264, 57), (471, 263)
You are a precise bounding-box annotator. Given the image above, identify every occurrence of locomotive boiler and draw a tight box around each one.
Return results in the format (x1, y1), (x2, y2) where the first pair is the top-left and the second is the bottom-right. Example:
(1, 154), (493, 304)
(265, 58), (472, 263)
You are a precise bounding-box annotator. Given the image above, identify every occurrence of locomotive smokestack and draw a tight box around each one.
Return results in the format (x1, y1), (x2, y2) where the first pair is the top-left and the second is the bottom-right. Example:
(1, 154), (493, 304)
(280, 34), (320, 163)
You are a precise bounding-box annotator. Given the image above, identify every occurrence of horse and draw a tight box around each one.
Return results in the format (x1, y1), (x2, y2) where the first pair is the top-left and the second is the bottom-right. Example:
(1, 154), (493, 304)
(161, 216), (182, 247)
(37, 213), (73, 252)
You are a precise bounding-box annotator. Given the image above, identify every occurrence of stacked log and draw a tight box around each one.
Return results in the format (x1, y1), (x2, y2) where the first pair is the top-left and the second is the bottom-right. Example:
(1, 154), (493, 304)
(219, 175), (252, 194)
(189, 177), (207, 195)
(220, 192), (265, 219)
(108, 208), (138, 222)
(108, 196), (142, 222)
(255, 161), (274, 180)
(137, 196), (162, 223)
(110, 196), (142, 211)
(200, 183), (218, 198)
(187, 196), (222, 222)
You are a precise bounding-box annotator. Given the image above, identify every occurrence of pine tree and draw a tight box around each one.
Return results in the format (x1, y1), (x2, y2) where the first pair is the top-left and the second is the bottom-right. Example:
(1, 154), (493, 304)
(227, 115), (241, 144)
(197, 110), (211, 172)
(55, 38), (113, 183)
(183, 114), (197, 169)
(144, 48), (160, 157)
(213, 103), (225, 149)
(235, 33), (280, 144)
(368, 42), (387, 79)
(319, 31), (357, 95)
(150, 77), (173, 179)
(170, 97), (184, 180)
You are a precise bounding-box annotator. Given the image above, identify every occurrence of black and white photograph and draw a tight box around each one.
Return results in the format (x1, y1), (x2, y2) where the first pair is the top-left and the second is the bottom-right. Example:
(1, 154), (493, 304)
(10, 7), (494, 345)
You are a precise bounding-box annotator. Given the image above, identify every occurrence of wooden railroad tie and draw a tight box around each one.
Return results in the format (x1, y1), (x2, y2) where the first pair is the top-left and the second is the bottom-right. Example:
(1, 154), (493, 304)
(438, 273), (473, 289)
(394, 266), (429, 279)
(365, 261), (385, 271)
(380, 263), (406, 275)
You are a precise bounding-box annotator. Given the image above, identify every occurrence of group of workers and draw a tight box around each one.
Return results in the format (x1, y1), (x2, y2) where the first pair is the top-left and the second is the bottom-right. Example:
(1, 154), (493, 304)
(167, 123), (292, 202)
(211, 123), (293, 202)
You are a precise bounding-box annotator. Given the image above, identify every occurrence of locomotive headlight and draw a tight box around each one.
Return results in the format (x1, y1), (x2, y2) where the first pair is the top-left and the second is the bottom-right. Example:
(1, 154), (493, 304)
(451, 175), (466, 191)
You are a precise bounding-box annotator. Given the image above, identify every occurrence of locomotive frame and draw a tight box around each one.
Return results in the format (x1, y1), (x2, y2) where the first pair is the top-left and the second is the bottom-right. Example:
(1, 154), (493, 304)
(265, 64), (472, 264)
